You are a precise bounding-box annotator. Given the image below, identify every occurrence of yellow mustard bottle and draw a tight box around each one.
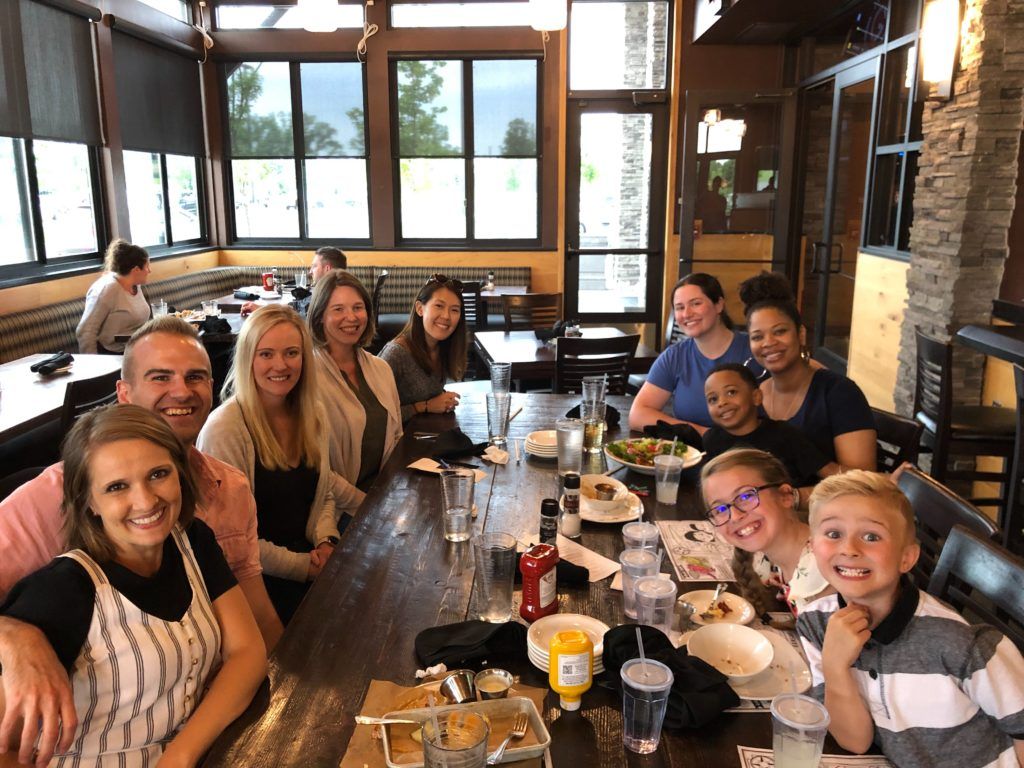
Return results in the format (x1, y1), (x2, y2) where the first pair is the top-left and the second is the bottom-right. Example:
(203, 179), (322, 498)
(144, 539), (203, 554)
(548, 629), (593, 711)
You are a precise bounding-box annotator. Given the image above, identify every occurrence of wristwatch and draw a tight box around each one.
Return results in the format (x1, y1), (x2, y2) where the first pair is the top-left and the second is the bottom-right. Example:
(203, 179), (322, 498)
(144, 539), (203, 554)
(321, 535), (340, 546)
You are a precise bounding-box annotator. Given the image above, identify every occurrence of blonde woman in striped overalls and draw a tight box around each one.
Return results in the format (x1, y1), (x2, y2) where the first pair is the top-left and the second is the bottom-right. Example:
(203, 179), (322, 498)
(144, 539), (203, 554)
(0, 405), (266, 767)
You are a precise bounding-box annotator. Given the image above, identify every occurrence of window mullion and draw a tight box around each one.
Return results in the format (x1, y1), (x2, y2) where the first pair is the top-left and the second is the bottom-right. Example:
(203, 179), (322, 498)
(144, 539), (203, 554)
(291, 62), (308, 239)
(464, 59), (475, 242)
(24, 140), (49, 263)
(12, 142), (37, 260)
(160, 154), (173, 245)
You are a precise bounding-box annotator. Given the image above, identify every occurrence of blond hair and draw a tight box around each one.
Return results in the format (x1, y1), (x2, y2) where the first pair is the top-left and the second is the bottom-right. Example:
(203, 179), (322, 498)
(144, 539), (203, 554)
(223, 305), (321, 471)
(701, 448), (794, 615)
(809, 470), (916, 542)
(61, 404), (198, 562)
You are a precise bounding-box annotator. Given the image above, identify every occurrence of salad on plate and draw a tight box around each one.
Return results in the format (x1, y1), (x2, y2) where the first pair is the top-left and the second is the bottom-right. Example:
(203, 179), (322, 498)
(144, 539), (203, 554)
(605, 438), (700, 468)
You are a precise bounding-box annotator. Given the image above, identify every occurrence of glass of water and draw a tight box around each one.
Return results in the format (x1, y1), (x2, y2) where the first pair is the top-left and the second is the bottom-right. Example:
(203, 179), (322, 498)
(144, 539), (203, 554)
(472, 532), (517, 622)
(486, 392), (511, 447)
(556, 417), (585, 477)
(151, 300), (168, 318)
(440, 469), (475, 543)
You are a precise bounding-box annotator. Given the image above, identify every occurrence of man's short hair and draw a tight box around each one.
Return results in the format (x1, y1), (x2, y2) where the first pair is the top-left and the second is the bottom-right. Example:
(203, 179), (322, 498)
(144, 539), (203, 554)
(315, 246), (347, 270)
(122, 316), (204, 382)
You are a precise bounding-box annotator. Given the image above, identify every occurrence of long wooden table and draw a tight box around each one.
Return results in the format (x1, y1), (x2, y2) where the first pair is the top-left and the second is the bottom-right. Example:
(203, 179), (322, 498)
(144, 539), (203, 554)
(0, 353), (123, 443)
(203, 392), (840, 767)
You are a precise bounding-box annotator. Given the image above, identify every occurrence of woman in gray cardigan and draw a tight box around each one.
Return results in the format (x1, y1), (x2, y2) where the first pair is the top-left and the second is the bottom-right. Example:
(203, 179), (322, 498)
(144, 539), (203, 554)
(76, 239), (152, 354)
(197, 305), (346, 623)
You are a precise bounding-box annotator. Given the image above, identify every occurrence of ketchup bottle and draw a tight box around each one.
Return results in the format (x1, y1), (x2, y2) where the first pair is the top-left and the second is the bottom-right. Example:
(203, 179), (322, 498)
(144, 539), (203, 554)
(520, 543), (559, 621)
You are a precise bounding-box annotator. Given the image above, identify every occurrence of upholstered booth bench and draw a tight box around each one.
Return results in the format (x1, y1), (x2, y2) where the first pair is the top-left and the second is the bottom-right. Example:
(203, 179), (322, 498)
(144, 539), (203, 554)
(0, 265), (531, 364)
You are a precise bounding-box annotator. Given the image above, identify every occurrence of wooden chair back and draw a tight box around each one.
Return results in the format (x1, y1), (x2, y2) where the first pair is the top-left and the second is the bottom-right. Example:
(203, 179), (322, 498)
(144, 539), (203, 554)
(371, 269), (389, 328)
(897, 466), (999, 588)
(461, 281), (482, 332)
(553, 334), (640, 396)
(913, 329), (953, 459)
(502, 293), (562, 331)
(927, 524), (1024, 652)
(873, 407), (923, 472)
(58, 370), (120, 437)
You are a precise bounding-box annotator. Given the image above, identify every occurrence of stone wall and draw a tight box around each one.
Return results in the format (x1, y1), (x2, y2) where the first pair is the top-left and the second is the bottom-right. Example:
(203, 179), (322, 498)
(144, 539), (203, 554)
(893, 0), (1024, 414)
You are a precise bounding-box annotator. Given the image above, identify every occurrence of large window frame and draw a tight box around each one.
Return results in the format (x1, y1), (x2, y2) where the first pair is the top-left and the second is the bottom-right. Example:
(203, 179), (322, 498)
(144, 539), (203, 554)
(124, 150), (207, 250)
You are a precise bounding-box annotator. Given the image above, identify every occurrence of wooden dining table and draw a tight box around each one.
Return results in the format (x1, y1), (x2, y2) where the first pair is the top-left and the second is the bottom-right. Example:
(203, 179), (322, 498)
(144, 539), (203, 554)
(201, 392), (850, 767)
(0, 353), (123, 442)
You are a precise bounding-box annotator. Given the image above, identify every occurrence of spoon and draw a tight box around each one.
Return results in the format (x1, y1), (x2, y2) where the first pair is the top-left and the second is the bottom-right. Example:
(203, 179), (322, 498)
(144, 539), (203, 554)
(354, 715), (423, 726)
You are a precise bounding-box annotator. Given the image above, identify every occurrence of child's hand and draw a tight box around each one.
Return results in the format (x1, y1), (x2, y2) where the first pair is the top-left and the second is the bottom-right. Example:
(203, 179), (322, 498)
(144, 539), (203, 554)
(822, 604), (871, 673)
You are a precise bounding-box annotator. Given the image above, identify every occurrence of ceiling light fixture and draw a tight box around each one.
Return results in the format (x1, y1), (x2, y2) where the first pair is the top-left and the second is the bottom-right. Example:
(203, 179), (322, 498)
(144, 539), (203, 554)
(298, 0), (339, 33)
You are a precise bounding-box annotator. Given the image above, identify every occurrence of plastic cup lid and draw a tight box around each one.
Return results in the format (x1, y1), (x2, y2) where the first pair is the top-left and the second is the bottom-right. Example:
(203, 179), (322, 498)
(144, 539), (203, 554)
(634, 576), (677, 598)
(621, 658), (673, 690)
(622, 521), (658, 536)
(771, 693), (830, 729)
(619, 548), (659, 568)
(653, 454), (684, 468)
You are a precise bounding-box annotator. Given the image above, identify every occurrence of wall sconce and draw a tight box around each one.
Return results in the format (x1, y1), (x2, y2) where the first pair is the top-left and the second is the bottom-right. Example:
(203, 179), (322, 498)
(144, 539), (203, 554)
(703, 108), (721, 126)
(920, 0), (960, 100)
(298, 0), (339, 32)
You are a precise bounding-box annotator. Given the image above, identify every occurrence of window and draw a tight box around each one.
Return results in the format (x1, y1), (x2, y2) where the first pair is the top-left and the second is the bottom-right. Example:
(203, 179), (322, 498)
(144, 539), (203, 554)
(34, 140), (101, 259)
(394, 58), (539, 243)
(0, 137), (34, 266)
(215, 4), (363, 29)
(569, 1), (670, 90)
(137, 0), (189, 22)
(124, 151), (204, 248)
(390, 2), (531, 27)
(225, 60), (369, 241)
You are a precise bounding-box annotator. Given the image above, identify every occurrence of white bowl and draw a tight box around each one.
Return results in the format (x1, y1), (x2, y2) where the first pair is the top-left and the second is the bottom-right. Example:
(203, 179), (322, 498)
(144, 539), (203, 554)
(686, 624), (774, 684)
(579, 474), (629, 512)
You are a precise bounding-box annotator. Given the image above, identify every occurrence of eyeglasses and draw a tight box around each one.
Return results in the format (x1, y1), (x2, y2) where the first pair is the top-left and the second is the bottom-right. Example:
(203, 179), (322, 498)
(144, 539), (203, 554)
(704, 483), (782, 527)
(429, 273), (464, 292)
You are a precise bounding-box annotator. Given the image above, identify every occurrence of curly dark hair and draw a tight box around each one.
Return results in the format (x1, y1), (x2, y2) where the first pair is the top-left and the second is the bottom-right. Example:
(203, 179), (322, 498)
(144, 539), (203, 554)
(738, 271), (801, 327)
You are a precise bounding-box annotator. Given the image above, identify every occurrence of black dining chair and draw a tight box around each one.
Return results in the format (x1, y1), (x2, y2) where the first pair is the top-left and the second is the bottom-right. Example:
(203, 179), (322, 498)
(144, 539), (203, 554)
(913, 328), (1016, 516)
(460, 281), (484, 379)
(368, 270), (390, 353)
(58, 369), (121, 437)
(502, 293), (562, 331)
(896, 466), (1000, 589)
(1000, 364), (1024, 552)
(927, 524), (1024, 652)
(872, 407), (923, 473)
(553, 334), (640, 396)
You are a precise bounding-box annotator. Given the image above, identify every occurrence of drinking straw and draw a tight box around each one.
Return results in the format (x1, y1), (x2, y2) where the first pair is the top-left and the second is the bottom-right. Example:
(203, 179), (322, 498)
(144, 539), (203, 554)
(635, 626), (649, 679)
(670, 436), (677, 457)
(427, 693), (441, 746)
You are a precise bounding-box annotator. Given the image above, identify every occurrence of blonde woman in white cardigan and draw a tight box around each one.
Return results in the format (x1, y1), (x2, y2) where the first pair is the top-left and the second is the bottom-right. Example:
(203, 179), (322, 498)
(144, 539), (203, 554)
(308, 269), (403, 491)
(197, 305), (352, 623)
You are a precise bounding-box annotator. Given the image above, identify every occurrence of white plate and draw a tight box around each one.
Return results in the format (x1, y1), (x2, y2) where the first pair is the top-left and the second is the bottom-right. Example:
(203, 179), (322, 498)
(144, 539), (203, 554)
(526, 430), (557, 448)
(527, 614), (610, 657)
(603, 439), (704, 476)
(729, 632), (812, 701)
(525, 444), (557, 455)
(579, 492), (643, 524)
(528, 648), (604, 675)
(681, 590), (756, 626)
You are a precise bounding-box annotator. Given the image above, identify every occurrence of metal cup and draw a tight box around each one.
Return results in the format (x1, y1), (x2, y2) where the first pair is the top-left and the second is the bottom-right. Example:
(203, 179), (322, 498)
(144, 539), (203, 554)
(439, 669), (477, 704)
(474, 668), (513, 700)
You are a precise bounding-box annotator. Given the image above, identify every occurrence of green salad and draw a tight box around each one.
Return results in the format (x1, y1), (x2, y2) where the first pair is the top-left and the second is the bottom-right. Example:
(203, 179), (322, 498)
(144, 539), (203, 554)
(606, 438), (692, 467)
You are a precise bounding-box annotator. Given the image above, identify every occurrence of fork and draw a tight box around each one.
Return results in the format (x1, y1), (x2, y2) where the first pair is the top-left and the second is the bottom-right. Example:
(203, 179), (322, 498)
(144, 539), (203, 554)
(486, 712), (529, 765)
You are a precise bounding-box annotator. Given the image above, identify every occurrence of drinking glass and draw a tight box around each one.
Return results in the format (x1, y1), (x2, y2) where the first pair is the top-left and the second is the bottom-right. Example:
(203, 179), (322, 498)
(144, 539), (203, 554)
(422, 711), (490, 768)
(489, 361), (512, 394)
(440, 469), (475, 543)
(201, 300), (220, 317)
(619, 548), (663, 619)
(472, 532), (517, 622)
(620, 658), (674, 754)
(581, 399), (606, 454)
(296, 270), (309, 289)
(771, 693), (830, 768)
(622, 521), (660, 551)
(581, 375), (607, 404)
(556, 417), (584, 477)
(151, 300), (168, 318)
(634, 576), (678, 636)
(486, 392), (511, 447)
(653, 454), (684, 505)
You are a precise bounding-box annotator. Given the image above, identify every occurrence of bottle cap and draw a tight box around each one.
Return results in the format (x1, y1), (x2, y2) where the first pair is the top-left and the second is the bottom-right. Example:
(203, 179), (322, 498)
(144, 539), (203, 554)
(560, 695), (581, 711)
(563, 473), (580, 489)
(541, 498), (559, 517)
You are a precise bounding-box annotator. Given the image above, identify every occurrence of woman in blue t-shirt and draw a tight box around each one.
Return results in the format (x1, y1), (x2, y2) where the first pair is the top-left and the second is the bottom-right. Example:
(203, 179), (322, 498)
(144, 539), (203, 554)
(629, 273), (756, 433)
(740, 272), (876, 470)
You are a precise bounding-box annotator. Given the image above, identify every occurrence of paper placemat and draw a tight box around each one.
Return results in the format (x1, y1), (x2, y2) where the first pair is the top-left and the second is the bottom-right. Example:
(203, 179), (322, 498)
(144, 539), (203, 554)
(340, 679), (546, 768)
(737, 746), (894, 768)
(554, 534), (620, 582)
(407, 458), (488, 484)
(656, 520), (735, 581)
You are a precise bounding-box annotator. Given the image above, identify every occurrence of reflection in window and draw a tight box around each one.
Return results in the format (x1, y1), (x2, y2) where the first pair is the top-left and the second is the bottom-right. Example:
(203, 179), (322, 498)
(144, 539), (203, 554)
(124, 151), (167, 247)
(33, 140), (98, 257)
(305, 159), (370, 238)
(570, 1), (669, 90)
(167, 154), (202, 242)
(391, 2), (531, 27)
(228, 62), (294, 157)
(232, 159), (299, 238)
(0, 138), (34, 266)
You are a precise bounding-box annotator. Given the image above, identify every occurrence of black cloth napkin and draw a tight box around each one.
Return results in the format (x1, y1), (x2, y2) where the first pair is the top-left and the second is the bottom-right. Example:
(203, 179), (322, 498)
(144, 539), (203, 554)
(290, 286), (311, 301)
(643, 420), (704, 451)
(199, 317), (232, 335)
(415, 621), (528, 668)
(234, 289), (259, 300)
(30, 352), (73, 375)
(598, 624), (739, 730)
(565, 402), (621, 429)
(431, 428), (489, 460)
(513, 553), (589, 586)
(535, 320), (567, 341)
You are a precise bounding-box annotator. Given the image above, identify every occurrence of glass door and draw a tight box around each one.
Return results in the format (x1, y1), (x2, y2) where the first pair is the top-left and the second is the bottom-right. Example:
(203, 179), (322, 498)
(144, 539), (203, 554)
(800, 60), (877, 368)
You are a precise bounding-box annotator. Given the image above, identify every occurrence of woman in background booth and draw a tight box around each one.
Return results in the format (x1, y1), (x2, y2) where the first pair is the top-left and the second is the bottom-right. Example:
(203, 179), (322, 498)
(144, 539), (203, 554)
(740, 272), (876, 470)
(0, 404), (265, 767)
(198, 305), (351, 624)
(629, 273), (759, 433)
(379, 274), (467, 422)
(308, 269), (403, 492)
(76, 239), (152, 354)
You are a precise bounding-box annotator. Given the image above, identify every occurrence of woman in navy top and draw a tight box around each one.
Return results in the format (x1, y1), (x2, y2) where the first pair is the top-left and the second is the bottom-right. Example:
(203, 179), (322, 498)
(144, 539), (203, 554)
(629, 273), (758, 432)
(740, 272), (876, 469)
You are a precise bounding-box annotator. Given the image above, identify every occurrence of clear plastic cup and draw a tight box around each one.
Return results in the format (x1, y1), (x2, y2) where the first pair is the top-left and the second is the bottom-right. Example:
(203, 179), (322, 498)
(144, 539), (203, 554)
(622, 521), (660, 551)
(151, 300), (168, 318)
(296, 270), (309, 288)
(556, 417), (585, 477)
(489, 361), (512, 394)
(620, 658), (674, 754)
(201, 299), (220, 317)
(486, 392), (511, 447)
(771, 693), (831, 768)
(440, 469), (475, 543)
(634, 576), (678, 636)
(581, 375), (607, 404)
(422, 711), (490, 768)
(653, 454), (684, 505)
(619, 547), (663, 619)
(472, 532), (517, 623)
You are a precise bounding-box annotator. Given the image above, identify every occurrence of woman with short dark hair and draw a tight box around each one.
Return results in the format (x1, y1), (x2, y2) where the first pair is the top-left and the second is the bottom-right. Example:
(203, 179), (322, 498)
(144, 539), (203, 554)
(76, 239), (153, 354)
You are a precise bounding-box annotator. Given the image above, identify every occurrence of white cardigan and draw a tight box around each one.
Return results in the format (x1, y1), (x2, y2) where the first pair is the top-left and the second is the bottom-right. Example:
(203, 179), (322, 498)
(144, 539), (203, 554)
(314, 346), (403, 486)
(197, 398), (341, 582)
